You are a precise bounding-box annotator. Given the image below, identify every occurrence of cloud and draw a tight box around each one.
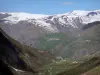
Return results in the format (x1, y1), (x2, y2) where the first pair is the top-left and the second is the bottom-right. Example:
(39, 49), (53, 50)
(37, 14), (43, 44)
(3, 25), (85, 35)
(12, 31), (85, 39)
(64, 2), (72, 5)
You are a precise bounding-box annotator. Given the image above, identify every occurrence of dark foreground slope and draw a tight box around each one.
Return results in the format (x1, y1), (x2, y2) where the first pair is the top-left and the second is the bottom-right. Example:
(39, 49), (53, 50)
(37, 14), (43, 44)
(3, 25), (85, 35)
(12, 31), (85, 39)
(0, 59), (13, 75)
(0, 27), (35, 75)
(0, 27), (54, 75)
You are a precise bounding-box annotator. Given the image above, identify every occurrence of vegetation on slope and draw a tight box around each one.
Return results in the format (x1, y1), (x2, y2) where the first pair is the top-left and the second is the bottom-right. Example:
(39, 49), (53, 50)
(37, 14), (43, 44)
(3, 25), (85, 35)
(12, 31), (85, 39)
(57, 57), (100, 75)
(82, 65), (100, 75)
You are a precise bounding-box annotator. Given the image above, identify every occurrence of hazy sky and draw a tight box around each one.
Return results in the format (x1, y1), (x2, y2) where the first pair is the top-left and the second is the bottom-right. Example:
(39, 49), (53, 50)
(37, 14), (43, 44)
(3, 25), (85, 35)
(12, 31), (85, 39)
(0, 0), (100, 14)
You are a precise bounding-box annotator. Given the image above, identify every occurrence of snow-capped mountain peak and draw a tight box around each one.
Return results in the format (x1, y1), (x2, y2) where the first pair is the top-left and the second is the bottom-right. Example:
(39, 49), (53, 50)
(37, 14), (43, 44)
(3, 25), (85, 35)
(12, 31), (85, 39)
(71, 10), (89, 16)
(55, 10), (100, 24)
(0, 10), (100, 32)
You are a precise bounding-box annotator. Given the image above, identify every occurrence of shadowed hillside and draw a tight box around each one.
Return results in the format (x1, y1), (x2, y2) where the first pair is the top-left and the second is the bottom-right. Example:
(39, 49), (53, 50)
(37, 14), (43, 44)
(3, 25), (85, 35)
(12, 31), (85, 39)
(0, 27), (54, 75)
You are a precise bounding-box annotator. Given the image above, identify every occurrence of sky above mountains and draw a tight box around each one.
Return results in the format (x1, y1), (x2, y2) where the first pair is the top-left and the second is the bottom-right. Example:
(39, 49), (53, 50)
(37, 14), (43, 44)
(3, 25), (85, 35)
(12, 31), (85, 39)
(0, 0), (100, 14)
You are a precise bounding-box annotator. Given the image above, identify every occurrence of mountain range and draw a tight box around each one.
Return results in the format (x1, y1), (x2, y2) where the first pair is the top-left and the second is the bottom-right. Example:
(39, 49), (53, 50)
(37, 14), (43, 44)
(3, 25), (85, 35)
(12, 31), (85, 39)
(0, 10), (100, 59)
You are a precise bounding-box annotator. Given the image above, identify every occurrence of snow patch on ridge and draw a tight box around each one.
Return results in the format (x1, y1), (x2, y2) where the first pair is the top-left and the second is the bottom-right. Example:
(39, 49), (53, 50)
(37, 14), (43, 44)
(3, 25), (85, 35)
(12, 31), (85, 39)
(1, 12), (49, 24)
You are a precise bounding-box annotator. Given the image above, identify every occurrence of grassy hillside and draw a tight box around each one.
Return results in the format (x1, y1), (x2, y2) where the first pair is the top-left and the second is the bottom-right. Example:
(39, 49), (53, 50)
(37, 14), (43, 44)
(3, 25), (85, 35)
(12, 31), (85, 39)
(35, 32), (77, 57)
(82, 65), (100, 75)
(57, 57), (100, 75)
(38, 59), (79, 75)
(35, 33), (67, 50)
